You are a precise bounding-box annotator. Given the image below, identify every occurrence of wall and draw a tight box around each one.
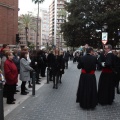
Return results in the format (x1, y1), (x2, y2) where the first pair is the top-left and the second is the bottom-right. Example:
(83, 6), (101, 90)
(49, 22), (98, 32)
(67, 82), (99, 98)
(0, 0), (18, 45)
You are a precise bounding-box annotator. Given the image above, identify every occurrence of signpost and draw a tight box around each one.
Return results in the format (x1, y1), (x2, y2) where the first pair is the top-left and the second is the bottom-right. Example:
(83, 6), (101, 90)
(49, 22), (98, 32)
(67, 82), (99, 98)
(102, 32), (108, 45)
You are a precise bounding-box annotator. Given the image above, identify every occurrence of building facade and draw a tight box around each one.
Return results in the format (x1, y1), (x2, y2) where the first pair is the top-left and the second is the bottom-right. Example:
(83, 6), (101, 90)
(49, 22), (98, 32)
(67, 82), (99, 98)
(39, 9), (49, 47)
(49, 0), (70, 49)
(0, 0), (18, 46)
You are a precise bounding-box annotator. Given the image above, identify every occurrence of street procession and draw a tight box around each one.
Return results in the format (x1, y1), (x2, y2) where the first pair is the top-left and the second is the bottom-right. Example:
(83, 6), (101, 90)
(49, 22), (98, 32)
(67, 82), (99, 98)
(1, 0), (120, 120)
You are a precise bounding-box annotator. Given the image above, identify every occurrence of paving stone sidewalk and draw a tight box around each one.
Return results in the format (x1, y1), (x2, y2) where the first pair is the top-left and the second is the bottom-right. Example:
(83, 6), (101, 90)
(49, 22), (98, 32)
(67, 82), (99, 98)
(5, 61), (120, 120)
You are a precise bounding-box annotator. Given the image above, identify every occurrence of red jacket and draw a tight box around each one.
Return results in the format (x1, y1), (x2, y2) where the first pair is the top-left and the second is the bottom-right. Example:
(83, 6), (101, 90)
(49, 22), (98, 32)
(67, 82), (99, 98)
(4, 59), (18, 85)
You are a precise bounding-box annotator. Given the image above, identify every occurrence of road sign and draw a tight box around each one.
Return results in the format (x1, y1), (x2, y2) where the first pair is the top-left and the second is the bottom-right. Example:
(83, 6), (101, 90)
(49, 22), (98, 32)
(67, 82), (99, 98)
(102, 32), (108, 44)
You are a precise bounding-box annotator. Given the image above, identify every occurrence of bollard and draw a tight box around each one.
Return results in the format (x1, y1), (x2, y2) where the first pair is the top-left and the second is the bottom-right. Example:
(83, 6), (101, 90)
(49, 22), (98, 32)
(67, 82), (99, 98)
(47, 68), (49, 84)
(32, 72), (36, 96)
(0, 81), (4, 120)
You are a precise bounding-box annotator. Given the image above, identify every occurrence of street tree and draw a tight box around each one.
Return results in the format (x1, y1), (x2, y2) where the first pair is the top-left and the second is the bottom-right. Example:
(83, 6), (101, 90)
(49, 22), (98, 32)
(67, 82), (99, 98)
(18, 13), (33, 46)
(61, 0), (120, 48)
(32, 0), (45, 49)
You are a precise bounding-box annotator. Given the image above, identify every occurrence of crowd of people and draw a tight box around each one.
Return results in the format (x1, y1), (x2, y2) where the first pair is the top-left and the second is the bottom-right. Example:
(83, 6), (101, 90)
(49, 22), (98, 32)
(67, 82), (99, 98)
(76, 44), (120, 109)
(0, 44), (70, 104)
(0, 43), (120, 110)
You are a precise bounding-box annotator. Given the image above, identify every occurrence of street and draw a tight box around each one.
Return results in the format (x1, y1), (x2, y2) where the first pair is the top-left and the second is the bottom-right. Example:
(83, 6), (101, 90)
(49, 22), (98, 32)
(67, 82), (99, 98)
(5, 61), (120, 120)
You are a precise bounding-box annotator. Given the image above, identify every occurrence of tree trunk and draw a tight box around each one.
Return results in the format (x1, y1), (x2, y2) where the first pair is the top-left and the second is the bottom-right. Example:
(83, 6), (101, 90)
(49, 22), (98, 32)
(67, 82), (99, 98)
(36, 2), (39, 50)
(25, 27), (28, 46)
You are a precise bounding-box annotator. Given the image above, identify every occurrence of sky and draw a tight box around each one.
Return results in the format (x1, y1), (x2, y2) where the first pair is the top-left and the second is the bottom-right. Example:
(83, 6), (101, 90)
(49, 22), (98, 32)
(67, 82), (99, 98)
(18, 0), (52, 15)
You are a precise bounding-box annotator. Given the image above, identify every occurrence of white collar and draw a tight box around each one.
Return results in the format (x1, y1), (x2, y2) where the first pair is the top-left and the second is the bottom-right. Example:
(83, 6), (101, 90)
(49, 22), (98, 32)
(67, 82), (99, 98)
(108, 51), (112, 53)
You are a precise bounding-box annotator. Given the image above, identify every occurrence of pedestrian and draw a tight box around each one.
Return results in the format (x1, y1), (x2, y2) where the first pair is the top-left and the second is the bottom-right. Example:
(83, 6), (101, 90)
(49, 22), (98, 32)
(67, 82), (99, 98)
(4, 51), (18, 104)
(1, 48), (9, 98)
(76, 47), (98, 109)
(98, 44), (116, 105)
(30, 50), (40, 84)
(47, 50), (55, 81)
(59, 51), (65, 83)
(112, 50), (120, 94)
(63, 51), (69, 69)
(12, 48), (20, 93)
(51, 49), (61, 89)
(19, 51), (34, 95)
(40, 50), (47, 77)
(22, 46), (32, 88)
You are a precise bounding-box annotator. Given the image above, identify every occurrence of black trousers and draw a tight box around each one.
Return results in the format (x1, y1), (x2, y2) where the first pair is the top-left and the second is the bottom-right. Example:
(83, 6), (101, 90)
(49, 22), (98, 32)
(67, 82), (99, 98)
(21, 81), (27, 93)
(6, 84), (16, 103)
(41, 66), (46, 77)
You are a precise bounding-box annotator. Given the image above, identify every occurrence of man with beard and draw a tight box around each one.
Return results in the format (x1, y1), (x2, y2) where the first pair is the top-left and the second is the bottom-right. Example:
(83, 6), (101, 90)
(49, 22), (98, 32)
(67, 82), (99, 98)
(98, 44), (116, 105)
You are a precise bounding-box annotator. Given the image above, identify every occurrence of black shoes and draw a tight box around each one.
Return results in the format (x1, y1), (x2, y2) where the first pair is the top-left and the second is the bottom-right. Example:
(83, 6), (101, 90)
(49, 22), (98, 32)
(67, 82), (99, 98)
(53, 85), (58, 89)
(16, 90), (20, 92)
(21, 91), (29, 95)
(53, 85), (55, 89)
(28, 84), (33, 88)
(7, 101), (15, 104)
(36, 82), (41, 84)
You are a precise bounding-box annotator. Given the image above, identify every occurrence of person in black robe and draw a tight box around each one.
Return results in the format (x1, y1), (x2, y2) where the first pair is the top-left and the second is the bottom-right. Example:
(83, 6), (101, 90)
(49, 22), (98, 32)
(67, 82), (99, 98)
(98, 44), (116, 105)
(112, 51), (120, 94)
(76, 48), (98, 109)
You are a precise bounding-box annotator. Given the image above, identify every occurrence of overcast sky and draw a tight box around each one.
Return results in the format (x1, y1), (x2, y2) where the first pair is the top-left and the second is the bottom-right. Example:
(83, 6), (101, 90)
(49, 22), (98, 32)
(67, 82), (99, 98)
(18, 0), (52, 15)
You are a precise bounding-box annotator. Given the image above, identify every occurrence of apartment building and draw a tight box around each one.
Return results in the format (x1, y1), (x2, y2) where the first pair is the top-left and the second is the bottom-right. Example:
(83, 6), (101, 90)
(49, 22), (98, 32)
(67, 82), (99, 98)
(49, 0), (70, 49)
(39, 9), (49, 47)
(0, 0), (18, 46)
(18, 16), (41, 48)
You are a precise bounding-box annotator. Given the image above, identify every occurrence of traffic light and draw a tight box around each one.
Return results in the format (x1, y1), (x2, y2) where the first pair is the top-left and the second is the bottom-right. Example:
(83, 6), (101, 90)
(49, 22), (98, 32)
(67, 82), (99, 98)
(16, 34), (20, 43)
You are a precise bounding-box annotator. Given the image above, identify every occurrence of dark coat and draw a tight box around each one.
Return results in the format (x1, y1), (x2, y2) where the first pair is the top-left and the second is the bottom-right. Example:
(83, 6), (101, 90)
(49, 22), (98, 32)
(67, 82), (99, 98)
(30, 56), (38, 71)
(63, 52), (69, 61)
(76, 54), (98, 109)
(47, 53), (55, 68)
(98, 52), (116, 105)
(77, 54), (97, 72)
(4, 59), (18, 85)
(59, 55), (65, 74)
(13, 54), (20, 73)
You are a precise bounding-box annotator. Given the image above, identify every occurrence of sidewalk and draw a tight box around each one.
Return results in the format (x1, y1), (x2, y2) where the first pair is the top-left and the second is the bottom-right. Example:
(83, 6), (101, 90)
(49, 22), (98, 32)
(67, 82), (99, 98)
(3, 76), (47, 117)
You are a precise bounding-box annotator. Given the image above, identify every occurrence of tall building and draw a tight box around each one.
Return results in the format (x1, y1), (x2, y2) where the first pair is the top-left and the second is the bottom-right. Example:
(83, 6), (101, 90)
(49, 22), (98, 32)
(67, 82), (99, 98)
(18, 16), (41, 48)
(49, 0), (69, 49)
(0, 0), (18, 46)
(33, 8), (50, 48)
(39, 9), (49, 47)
